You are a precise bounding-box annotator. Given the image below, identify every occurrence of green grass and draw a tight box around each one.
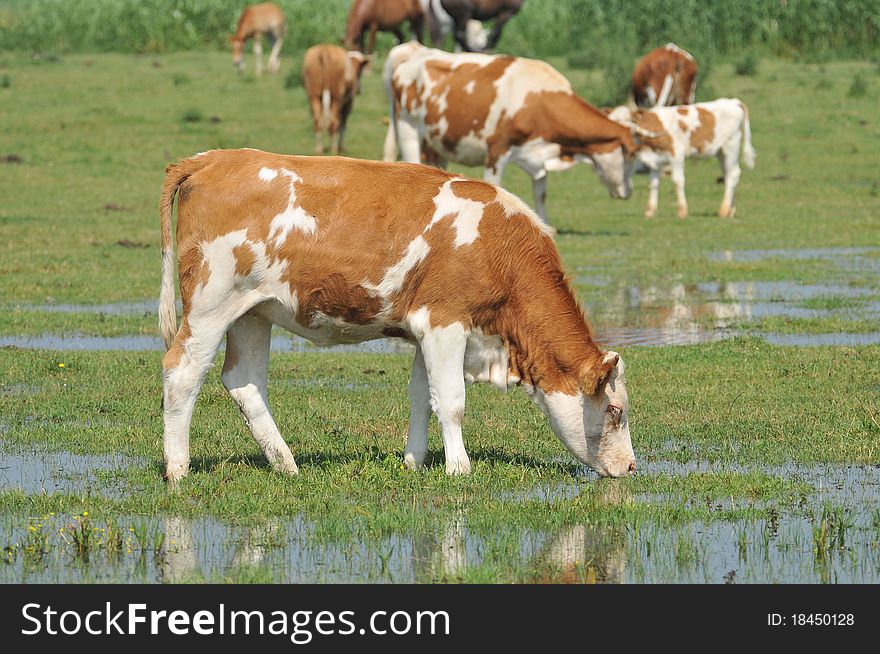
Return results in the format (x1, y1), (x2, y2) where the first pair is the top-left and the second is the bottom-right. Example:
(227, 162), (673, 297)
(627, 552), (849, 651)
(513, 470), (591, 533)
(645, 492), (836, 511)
(0, 50), (879, 582)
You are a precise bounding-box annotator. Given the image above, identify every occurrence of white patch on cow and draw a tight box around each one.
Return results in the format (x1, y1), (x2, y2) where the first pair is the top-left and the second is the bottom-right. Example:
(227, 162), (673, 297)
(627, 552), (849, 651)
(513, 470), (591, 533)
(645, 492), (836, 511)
(258, 166), (278, 182)
(664, 43), (694, 60)
(427, 179), (485, 247)
(268, 168), (318, 243)
(369, 235), (431, 300)
(407, 306), (432, 339)
(493, 186), (555, 237)
(463, 80), (476, 94)
(463, 330), (511, 391)
(193, 150), (212, 158)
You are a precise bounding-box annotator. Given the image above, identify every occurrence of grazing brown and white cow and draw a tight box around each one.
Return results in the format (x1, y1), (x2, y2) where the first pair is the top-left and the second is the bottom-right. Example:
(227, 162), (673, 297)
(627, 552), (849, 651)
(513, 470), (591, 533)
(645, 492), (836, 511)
(158, 148), (636, 483)
(609, 99), (756, 218)
(383, 42), (653, 223)
(229, 2), (286, 76)
(302, 45), (370, 155)
(343, 0), (425, 55)
(630, 43), (698, 108)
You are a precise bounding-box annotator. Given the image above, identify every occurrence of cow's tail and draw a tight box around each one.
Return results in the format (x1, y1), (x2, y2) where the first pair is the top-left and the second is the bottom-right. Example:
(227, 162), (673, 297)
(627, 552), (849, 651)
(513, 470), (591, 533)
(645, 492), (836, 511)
(740, 101), (756, 169)
(158, 154), (205, 350)
(321, 89), (331, 131)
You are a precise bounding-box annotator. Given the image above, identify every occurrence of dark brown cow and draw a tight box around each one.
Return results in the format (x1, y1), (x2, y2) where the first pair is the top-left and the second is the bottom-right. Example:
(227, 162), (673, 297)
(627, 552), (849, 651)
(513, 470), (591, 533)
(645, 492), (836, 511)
(423, 0), (522, 51)
(302, 45), (370, 154)
(630, 43), (698, 108)
(343, 0), (425, 54)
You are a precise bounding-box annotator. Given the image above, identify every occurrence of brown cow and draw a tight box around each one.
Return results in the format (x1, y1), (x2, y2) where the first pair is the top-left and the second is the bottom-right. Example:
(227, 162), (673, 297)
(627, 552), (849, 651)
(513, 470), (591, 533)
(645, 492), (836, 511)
(229, 3), (286, 76)
(158, 149), (636, 483)
(343, 0), (425, 54)
(629, 43), (698, 108)
(302, 45), (370, 155)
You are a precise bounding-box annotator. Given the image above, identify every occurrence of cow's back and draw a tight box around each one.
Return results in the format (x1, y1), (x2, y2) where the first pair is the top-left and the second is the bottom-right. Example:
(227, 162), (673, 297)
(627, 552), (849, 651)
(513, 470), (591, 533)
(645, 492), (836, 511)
(303, 45), (347, 99)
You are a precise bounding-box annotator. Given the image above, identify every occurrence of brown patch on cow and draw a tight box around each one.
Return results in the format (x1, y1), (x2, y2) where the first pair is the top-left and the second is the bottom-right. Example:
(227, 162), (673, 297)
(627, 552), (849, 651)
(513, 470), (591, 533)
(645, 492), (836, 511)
(677, 120), (688, 132)
(634, 111), (673, 153)
(423, 57), (515, 152)
(677, 107), (688, 115)
(691, 108), (716, 152)
(296, 273), (384, 326)
(164, 148), (610, 396)
(232, 243), (255, 276)
(451, 179), (497, 203)
(162, 318), (191, 371)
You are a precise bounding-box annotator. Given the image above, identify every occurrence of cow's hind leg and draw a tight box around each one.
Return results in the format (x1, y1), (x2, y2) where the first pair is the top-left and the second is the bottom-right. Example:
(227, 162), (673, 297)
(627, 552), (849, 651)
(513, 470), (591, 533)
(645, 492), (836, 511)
(645, 167), (661, 218)
(268, 35), (283, 73)
(404, 346), (430, 470)
(532, 174), (549, 223)
(671, 158), (688, 218)
(419, 323), (470, 475)
(163, 311), (238, 485)
(718, 143), (742, 218)
(222, 313), (298, 474)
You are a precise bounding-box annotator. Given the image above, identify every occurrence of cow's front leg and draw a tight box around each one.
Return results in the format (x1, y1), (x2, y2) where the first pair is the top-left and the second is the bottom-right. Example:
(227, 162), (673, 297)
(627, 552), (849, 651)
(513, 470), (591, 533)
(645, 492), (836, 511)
(419, 323), (470, 475)
(671, 159), (688, 218)
(404, 347), (430, 470)
(645, 168), (661, 218)
(532, 173), (549, 223)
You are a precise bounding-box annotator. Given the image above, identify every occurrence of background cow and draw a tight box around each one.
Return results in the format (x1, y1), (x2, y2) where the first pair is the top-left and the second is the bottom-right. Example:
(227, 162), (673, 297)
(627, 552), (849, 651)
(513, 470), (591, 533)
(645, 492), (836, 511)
(158, 149), (636, 483)
(429, 0), (523, 52)
(609, 99), (755, 218)
(383, 43), (654, 223)
(302, 45), (370, 154)
(229, 2), (286, 76)
(630, 43), (698, 108)
(420, 0), (489, 52)
(343, 0), (425, 54)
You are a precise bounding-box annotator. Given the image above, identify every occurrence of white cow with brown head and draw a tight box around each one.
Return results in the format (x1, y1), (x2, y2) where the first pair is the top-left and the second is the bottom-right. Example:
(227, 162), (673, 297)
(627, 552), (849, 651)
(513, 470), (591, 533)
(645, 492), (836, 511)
(383, 42), (654, 223)
(609, 98), (755, 218)
(158, 149), (636, 484)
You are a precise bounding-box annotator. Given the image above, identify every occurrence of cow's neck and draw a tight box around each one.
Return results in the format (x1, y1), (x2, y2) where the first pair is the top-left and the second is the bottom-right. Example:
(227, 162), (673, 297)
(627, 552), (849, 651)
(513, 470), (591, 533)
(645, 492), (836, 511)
(493, 252), (606, 395)
(533, 92), (630, 156)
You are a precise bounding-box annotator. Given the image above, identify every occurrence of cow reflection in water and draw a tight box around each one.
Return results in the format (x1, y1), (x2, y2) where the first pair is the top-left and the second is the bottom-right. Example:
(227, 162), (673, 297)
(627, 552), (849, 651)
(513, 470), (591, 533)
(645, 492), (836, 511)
(160, 517), (282, 583)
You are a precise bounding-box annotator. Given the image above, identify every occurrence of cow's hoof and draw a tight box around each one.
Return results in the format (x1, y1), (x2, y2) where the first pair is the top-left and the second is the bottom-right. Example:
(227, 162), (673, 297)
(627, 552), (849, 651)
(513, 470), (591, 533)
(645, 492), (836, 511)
(273, 460), (299, 475)
(445, 457), (471, 476)
(404, 452), (426, 470)
(644, 209), (656, 219)
(677, 208), (688, 219)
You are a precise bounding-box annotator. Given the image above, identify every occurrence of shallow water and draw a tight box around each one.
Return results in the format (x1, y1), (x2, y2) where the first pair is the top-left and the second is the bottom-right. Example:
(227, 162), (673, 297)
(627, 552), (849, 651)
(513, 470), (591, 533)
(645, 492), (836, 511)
(1, 449), (877, 583)
(0, 442), (143, 498)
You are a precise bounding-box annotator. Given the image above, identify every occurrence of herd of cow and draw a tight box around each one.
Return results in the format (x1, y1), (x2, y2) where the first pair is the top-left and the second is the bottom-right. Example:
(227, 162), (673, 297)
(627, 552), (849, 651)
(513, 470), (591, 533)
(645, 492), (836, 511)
(157, 1), (757, 485)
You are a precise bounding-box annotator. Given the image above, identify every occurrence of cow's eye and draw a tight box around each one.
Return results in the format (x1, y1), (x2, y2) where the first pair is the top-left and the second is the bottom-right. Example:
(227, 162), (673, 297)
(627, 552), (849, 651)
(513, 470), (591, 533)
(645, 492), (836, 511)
(607, 405), (622, 423)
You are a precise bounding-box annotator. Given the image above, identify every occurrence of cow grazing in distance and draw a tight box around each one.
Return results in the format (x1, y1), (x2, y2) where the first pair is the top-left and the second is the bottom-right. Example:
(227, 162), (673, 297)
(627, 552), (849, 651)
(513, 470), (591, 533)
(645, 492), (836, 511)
(630, 43), (698, 108)
(426, 0), (523, 52)
(302, 45), (370, 155)
(609, 99), (755, 218)
(343, 0), (425, 55)
(229, 3), (286, 76)
(420, 0), (489, 51)
(158, 148), (636, 484)
(383, 42), (656, 223)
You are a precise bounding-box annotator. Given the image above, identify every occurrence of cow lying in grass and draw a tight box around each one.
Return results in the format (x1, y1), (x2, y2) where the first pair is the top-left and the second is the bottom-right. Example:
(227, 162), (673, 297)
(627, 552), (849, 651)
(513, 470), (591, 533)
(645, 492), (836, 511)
(302, 45), (370, 155)
(384, 42), (656, 223)
(609, 99), (755, 218)
(158, 149), (636, 484)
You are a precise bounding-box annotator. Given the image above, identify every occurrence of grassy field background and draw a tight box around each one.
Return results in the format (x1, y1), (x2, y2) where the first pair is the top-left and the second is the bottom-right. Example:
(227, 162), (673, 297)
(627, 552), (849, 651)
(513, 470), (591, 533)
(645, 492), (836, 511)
(0, 8), (879, 581)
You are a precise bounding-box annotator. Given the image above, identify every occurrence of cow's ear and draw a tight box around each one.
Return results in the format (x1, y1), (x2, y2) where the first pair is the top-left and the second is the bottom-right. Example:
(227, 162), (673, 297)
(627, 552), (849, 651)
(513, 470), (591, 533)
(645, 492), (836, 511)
(584, 352), (619, 395)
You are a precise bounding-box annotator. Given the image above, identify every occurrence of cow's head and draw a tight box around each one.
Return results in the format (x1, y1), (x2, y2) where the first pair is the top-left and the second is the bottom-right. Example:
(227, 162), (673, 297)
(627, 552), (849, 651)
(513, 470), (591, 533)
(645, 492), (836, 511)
(590, 143), (635, 200)
(345, 51), (372, 94)
(229, 36), (245, 72)
(465, 20), (490, 52)
(529, 351), (636, 478)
